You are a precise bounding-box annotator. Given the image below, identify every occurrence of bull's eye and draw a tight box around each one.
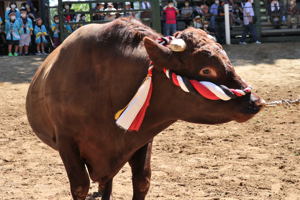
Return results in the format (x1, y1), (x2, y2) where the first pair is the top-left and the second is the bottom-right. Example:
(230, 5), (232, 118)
(199, 67), (217, 78)
(203, 69), (210, 74)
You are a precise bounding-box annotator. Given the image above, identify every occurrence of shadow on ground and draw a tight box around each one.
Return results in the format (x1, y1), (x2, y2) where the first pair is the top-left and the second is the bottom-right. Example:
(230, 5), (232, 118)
(225, 42), (300, 66)
(0, 42), (299, 84)
(0, 56), (44, 84)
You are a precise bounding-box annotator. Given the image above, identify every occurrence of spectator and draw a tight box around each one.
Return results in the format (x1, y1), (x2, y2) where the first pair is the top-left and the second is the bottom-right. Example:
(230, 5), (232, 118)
(79, 14), (86, 22)
(270, 0), (282, 28)
(215, 0), (225, 44)
(193, 15), (203, 29)
(141, 1), (151, 9)
(141, 1), (152, 23)
(201, 4), (210, 21)
(181, 1), (193, 26)
(104, 2), (117, 21)
(133, 1), (141, 19)
(5, 2), (21, 20)
(63, 3), (75, 22)
(232, 2), (243, 25)
(22, 2), (36, 22)
(163, 1), (179, 35)
(51, 15), (61, 48)
(93, 3), (105, 21)
(19, 9), (33, 56)
(5, 12), (21, 56)
(123, 2), (135, 17)
(193, 2), (204, 17)
(210, 0), (219, 31)
(0, 16), (2, 26)
(181, 1), (193, 17)
(34, 18), (48, 55)
(287, 0), (299, 28)
(270, 0), (281, 12)
(240, 0), (261, 44)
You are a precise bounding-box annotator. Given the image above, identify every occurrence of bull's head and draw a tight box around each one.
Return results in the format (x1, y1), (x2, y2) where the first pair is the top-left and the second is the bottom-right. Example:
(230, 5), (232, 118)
(144, 28), (265, 124)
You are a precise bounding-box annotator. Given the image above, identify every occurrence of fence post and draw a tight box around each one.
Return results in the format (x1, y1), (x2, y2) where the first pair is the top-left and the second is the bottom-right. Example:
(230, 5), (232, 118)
(254, 0), (262, 40)
(151, 0), (161, 33)
(224, 3), (231, 45)
(57, 0), (64, 42)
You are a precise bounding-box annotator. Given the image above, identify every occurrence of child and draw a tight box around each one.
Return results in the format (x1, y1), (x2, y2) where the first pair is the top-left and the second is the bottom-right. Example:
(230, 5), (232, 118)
(51, 15), (72, 48)
(5, 2), (21, 20)
(5, 12), (21, 56)
(193, 15), (203, 29)
(51, 15), (61, 48)
(34, 17), (48, 55)
(19, 9), (33, 55)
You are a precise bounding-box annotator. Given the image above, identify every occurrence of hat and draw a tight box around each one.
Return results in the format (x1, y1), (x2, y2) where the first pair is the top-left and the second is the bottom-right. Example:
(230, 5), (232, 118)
(20, 7), (27, 12)
(125, 2), (131, 5)
(8, 11), (16, 16)
(107, 2), (113, 6)
(194, 15), (201, 19)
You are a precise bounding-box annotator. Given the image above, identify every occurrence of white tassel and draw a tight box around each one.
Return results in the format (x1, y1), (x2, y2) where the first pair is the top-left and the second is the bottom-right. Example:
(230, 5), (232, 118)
(115, 76), (152, 130)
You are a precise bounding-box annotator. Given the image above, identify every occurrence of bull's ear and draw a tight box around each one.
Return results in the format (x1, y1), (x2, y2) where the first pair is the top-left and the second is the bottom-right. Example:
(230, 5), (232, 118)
(143, 37), (173, 70)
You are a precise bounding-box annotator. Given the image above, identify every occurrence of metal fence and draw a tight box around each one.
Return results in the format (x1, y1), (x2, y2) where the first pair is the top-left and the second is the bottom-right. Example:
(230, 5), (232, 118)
(45, 0), (161, 41)
(43, 0), (300, 43)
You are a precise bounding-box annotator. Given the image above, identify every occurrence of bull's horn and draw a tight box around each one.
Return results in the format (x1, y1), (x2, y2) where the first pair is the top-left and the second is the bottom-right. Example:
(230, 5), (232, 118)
(168, 39), (186, 52)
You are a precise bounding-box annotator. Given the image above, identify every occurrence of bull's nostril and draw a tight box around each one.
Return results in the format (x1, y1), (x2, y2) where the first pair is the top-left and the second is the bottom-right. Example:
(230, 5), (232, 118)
(255, 98), (266, 108)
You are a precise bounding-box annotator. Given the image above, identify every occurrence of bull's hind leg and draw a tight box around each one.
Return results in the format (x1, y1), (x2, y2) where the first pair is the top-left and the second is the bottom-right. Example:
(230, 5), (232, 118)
(129, 141), (153, 200)
(58, 136), (90, 200)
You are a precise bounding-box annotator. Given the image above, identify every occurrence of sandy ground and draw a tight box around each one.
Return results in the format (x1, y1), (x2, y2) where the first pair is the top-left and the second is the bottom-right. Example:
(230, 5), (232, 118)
(0, 43), (299, 200)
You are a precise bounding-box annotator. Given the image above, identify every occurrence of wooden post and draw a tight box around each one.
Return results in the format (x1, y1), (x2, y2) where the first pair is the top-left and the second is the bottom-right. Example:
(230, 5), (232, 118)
(40, 0), (46, 25)
(254, 0), (262, 40)
(151, 0), (161, 33)
(57, 0), (64, 42)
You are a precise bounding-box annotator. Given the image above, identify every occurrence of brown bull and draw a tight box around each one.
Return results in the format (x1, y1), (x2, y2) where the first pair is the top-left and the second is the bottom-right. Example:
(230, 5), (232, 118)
(26, 18), (264, 200)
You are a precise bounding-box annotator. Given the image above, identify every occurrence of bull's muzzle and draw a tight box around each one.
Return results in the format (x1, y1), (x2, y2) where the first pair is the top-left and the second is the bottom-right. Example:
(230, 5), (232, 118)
(244, 93), (266, 114)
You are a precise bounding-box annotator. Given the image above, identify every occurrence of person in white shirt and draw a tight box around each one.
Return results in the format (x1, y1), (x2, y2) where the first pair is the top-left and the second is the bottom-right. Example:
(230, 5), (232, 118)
(270, 0), (280, 12)
(270, 0), (281, 28)
(240, 0), (261, 44)
(141, 1), (151, 9)
(104, 2), (117, 21)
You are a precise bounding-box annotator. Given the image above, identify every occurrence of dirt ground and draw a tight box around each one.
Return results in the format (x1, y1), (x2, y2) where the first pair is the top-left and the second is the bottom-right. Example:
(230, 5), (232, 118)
(0, 43), (299, 200)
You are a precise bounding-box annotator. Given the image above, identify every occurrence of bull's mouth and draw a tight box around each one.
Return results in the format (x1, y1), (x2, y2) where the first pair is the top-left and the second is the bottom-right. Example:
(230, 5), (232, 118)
(234, 98), (265, 123)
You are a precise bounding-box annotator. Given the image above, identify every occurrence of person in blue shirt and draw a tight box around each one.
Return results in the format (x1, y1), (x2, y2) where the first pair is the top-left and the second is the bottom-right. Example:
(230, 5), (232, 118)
(0, 16), (2, 33)
(19, 9), (33, 56)
(209, 0), (219, 32)
(34, 17), (48, 55)
(51, 15), (72, 48)
(5, 2), (21, 20)
(5, 12), (21, 56)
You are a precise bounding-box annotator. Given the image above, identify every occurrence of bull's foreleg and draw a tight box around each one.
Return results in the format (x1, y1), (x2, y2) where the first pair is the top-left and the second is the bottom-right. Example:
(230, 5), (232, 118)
(129, 141), (153, 200)
(58, 136), (90, 200)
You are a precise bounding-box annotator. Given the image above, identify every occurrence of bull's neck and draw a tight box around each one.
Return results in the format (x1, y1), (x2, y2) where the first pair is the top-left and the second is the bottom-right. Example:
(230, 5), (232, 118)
(138, 67), (184, 137)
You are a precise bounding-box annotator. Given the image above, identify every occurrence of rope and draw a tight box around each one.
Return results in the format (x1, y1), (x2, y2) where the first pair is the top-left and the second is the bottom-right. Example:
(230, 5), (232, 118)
(265, 98), (300, 107)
